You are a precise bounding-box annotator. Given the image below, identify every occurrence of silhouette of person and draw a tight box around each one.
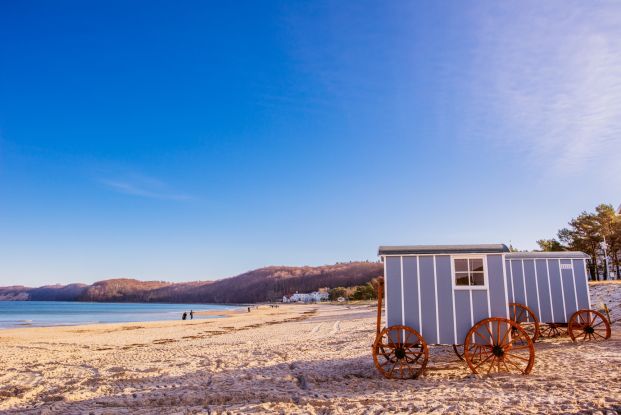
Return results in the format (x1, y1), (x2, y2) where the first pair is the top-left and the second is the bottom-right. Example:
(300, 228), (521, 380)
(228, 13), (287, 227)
(190, 310), (194, 320)
(247, 306), (251, 312)
(182, 312), (187, 320)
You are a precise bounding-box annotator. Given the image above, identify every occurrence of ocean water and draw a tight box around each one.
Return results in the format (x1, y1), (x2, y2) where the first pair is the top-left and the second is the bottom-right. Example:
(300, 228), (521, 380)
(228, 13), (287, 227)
(0, 301), (236, 329)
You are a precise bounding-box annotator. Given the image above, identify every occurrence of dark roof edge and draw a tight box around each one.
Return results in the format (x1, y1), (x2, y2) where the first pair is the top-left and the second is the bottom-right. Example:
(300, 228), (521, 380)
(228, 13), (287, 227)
(505, 251), (589, 259)
(378, 244), (510, 256)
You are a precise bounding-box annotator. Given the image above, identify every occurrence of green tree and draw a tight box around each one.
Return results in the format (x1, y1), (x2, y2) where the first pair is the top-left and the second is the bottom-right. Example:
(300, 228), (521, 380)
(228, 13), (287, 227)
(558, 217), (599, 280)
(328, 287), (347, 301)
(536, 239), (566, 252)
(609, 218), (621, 278)
(557, 206), (610, 280)
(595, 204), (617, 279)
(350, 283), (376, 300)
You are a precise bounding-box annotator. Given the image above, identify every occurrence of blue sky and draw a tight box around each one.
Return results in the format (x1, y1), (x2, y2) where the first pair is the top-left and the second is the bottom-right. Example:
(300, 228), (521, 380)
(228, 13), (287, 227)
(1, 1), (620, 286)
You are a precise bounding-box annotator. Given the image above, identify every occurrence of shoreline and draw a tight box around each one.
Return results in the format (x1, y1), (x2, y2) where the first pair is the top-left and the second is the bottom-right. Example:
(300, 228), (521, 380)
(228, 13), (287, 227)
(0, 302), (245, 331)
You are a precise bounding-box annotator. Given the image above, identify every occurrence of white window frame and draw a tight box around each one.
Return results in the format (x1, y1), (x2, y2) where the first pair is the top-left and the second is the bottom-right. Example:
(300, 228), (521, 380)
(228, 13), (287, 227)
(451, 255), (489, 290)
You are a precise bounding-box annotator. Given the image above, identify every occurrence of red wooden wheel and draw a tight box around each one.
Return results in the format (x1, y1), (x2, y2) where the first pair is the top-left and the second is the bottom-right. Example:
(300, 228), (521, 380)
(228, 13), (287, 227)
(539, 323), (566, 338)
(568, 310), (611, 342)
(372, 325), (428, 379)
(509, 302), (540, 342)
(464, 317), (535, 375)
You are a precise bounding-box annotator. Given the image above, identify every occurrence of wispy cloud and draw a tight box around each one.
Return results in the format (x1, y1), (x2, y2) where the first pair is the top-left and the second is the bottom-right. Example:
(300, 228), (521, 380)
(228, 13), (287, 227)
(464, 2), (621, 181)
(99, 175), (191, 201)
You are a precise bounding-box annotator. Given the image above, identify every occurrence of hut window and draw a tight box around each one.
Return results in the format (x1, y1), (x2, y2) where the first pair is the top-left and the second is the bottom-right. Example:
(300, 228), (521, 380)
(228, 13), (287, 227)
(453, 257), (485, 287)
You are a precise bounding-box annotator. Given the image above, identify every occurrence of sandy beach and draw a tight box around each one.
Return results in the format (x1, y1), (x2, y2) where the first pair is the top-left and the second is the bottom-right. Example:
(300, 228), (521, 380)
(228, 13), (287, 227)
(0, 283), (619, 414)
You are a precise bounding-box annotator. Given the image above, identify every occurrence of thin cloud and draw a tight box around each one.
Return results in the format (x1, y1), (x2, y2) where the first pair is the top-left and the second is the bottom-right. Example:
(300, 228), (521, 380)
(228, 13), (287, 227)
(463, 2), (621, 181)
(99, 177), (191, 201)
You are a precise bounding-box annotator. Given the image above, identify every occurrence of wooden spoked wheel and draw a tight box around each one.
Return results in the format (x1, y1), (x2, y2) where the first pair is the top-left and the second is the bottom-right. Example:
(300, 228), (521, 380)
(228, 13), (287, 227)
(372, 325), (428, 379)
(464, 317), (535, 375)
(509, 302), (540, 342)
(568, 310), (611, 342)
(539, 323), (566, 338)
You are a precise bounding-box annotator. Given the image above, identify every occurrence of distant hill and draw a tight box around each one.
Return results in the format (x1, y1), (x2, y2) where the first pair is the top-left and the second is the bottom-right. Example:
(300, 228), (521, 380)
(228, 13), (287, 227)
(0, 261), (383, 304)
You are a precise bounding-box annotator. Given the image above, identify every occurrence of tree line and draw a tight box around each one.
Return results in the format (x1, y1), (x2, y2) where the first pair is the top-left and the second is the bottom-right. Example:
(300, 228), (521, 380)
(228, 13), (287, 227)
(537, 203), (621, 280)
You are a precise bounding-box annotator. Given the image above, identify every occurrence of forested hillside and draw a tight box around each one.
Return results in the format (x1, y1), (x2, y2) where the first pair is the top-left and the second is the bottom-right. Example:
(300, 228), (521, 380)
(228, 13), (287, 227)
(0, 261), (383, 304)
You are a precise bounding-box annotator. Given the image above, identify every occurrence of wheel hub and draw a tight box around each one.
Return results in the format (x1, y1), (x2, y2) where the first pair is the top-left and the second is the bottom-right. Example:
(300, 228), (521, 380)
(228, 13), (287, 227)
(585, 326), (594, 334)
(492, 345), (504, 357)
(394, 347), (406, 360)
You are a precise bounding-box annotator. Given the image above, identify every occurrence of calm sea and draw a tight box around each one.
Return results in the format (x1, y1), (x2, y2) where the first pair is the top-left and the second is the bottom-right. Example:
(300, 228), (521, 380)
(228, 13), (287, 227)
(0, 301), (236, 329)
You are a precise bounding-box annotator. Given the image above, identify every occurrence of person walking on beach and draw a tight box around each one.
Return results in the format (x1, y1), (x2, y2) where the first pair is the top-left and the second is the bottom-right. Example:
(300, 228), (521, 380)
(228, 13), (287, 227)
(247, 306), (251, 312)
(189, 310), (194, 320)
(182, 312), (187, 320)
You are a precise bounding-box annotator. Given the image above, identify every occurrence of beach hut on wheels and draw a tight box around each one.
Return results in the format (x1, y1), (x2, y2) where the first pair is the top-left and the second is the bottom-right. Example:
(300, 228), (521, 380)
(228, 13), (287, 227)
(372, 244), (611, 379)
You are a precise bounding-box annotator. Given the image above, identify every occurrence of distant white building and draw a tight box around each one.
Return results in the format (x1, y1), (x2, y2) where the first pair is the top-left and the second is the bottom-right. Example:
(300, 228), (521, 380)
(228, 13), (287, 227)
(283, 291), (329, 303)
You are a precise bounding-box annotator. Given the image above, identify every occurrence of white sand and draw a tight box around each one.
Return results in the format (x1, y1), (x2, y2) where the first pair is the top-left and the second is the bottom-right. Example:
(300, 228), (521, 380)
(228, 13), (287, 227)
(0, 282), (620, 414)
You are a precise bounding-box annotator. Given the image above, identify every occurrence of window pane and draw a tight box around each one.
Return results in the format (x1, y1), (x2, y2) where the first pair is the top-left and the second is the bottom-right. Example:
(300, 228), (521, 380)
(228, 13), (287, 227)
(470, 259), (484, 272)
(455, 272), (470, 286)
(454, 259), (468, 272)
(471, 272), (485, 286)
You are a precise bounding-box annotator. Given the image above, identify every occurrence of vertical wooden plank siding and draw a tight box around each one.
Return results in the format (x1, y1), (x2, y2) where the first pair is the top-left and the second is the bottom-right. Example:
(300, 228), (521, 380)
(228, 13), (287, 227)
(522, 259), (540, 318)
(453, 291), (471, 344)
(511, 260), (526, 305)
(402, 257), (420, 333)
(435, 255), (454, 345)
(385, 256), (402, 327)
(547, 260), (566, 323)
(487, 255), (508, 318)
(471, 290), (489, 325)
(573, 259), (590, 310)
(505, 259), (514, 302)
(560, 259), (578, 317)
(418, 256), (438, 344)
(535, 259), (553, 323)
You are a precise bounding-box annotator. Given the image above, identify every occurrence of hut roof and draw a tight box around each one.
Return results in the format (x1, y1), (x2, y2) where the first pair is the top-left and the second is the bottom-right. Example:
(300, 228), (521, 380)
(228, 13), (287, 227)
(505, 251), (589, 259)
(378, 244), (509, 255)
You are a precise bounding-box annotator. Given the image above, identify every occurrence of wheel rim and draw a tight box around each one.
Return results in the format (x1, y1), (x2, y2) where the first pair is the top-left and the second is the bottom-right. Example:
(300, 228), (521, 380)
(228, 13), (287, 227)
(372, 325), (428, 379)
(464, 317), (535, 375)
(509, 302), (540, 342)
(568, 310), (611, 342)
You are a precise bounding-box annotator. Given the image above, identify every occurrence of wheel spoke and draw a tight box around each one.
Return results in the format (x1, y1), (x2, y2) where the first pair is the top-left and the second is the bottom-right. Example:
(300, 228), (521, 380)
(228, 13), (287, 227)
(486, 356), (497, 375)
(404, 330), (413, 345)
(505, 352), (531, 362)
(496, 320), (501, 345)
(386, 332), (398, 348)
(500, 323), (511, 346)
(502, 360), (511, 373)
(504, 355), (526, 373)
(507, 345), (532, 351)
(473, 352), (494, 371)
(577, 313), (585, 326)
(388, 360), (398, 377)
(506, 333), (526, 348)
(474, 329), (489, 344)
(485, 323), (494, 343)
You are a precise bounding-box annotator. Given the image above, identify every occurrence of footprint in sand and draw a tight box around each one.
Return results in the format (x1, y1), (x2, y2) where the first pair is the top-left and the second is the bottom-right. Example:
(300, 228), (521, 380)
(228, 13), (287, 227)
(329, 321), (341, 335)
(311, 323), (323, 334)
